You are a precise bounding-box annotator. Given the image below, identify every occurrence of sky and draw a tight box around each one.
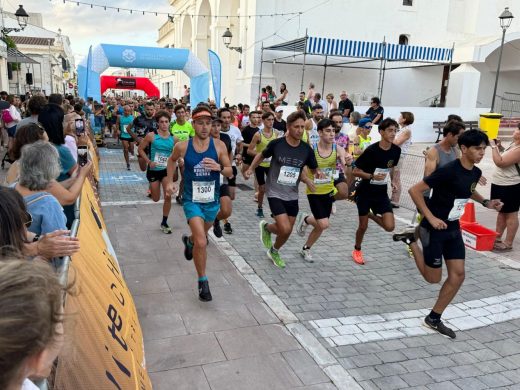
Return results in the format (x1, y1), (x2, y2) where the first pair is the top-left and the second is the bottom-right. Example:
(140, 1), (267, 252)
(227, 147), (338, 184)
(3, 0), (172, 63)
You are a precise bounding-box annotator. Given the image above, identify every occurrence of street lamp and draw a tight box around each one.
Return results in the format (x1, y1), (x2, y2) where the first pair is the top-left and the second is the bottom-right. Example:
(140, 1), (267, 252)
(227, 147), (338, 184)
(1, 4), (29, 36)
(221, 28), (242, 53)
(490, 7), (514, 113)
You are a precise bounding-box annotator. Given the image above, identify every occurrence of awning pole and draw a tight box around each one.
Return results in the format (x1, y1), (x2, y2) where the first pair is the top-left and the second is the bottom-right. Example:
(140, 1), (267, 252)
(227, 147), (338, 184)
(443, 42), (455, 107)
(377, 37), (386, 99)
(300, 30), (308, 93)
(321, 55), (328, 97)
(258, 42), (264, 107)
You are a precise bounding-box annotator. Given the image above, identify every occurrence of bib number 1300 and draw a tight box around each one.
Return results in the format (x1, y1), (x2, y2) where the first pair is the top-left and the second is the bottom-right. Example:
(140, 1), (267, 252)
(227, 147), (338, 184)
(193, 181), (215, 203)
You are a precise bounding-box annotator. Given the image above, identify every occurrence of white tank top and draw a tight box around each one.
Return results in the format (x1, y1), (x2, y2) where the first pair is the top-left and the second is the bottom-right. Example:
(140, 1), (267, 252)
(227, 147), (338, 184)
(492, 144), (520, 186)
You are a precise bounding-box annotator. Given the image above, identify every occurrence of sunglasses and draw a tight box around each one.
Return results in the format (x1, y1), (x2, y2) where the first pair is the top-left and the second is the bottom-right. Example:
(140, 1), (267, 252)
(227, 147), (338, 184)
(24, 211), (32, 228)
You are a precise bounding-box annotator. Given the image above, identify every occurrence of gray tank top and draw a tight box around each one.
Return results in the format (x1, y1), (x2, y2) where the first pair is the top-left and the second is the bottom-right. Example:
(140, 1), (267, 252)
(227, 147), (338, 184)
(433, 143), (457, 168)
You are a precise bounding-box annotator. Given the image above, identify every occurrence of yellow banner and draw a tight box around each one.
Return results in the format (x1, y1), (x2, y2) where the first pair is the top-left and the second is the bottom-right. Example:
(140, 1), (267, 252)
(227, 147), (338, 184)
(54, 182), (151, 390)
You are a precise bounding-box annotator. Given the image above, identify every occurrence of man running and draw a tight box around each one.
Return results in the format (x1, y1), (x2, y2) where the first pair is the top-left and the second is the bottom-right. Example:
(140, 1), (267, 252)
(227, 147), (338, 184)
(166, 106), (232, 301)
(245, 111), (322, 268)
(218, 107), (243, 234)
(240, 110), (262, 178)
(138, 111), (177, 233)
(169, 104), (195, 205)
(304, 104), (324, 145)
(330, 110), (353, 202)
(352, 118), (401, 265)
(115, 105), (135, 170)
(127, 101), (157, 171)
(296, 119), (352, 262)
(247, 111), (279, 218)
(393, 130), (502, 338)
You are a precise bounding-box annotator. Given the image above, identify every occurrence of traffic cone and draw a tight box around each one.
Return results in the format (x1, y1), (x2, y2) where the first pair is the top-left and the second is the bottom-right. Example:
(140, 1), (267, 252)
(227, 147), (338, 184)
(460, 201), (476, 225)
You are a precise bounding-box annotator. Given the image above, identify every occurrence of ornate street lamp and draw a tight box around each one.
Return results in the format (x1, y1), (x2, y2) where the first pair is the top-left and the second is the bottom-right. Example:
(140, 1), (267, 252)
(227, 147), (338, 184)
(490, 7), (514, 113)
(2, 4), (29, 36)
(221, 28), (242, 53)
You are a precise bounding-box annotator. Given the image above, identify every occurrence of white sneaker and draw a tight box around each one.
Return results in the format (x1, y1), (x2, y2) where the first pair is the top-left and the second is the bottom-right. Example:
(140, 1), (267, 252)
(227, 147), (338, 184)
(295, 212), (308, 237)
(331, 202), (337, 215)
(129, 154), (136, 161)
(300, 248), (314, 263)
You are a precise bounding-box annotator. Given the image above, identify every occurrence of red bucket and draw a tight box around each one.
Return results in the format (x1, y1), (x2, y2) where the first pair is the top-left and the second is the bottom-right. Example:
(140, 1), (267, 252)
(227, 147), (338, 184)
(461, 223), (498, 251)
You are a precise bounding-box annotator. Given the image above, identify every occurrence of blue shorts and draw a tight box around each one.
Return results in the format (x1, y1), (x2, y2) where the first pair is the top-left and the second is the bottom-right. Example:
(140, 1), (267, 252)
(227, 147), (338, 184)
(183, 200), (220, 223)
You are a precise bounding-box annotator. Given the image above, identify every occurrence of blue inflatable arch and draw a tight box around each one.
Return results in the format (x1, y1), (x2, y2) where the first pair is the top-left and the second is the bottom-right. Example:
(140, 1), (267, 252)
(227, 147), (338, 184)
(77, 44), (209, 105)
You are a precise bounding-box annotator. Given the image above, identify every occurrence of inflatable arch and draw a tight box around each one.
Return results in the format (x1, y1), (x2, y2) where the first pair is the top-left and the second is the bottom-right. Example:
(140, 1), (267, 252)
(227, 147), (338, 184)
(100, 76), (160, 98)
(77, 44), (209, 105)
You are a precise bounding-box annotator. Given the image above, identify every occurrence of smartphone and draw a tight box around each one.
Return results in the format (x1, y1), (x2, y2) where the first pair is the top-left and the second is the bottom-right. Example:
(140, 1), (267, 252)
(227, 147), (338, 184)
(77, 146), (88, 167)
(75, 118), (85, 136)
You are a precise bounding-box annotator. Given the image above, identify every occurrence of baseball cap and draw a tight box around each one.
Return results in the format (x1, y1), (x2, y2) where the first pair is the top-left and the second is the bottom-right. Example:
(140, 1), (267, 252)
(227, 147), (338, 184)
(275, 106), (284, 113)
(359, 117), (372, 128)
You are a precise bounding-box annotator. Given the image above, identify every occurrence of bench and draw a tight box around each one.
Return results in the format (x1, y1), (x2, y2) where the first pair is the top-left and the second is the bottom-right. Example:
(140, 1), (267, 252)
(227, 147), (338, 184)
(433, 120), (479, 143)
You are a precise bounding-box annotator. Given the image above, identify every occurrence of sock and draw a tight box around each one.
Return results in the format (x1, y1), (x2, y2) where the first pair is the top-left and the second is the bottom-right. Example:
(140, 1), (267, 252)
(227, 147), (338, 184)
(303, 245), (310, 250)
(161, 216), (168, 226)
(270, 246), (278, 253)
(354, 245), (361, 251)
(428, 310), (441, 322)
(303, 216), (309, 225)
(198, 275), (208, 282)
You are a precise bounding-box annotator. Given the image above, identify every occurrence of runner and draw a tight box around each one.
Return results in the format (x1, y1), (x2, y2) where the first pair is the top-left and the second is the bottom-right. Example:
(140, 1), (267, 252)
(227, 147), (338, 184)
(304, 104), (324, 145)
(138, 111), (178, 234)
(245, 110), (322, 268)
(247, 111), (279, 217)
(127, 101), (157, 171)
(273, 106), (287, 134)
(115, 105), (135, 170)
(218, 107), (244, 234)
(393, 130), (503, 338)
(330, 111), (353, 202)
(296, 119), (352, 262)
(211, 117), (233, 238)
(240, 110), (262, 178)
(169, 104), (195, 205)
(166, 106), (232, 301)
(351, 118), (401, 265)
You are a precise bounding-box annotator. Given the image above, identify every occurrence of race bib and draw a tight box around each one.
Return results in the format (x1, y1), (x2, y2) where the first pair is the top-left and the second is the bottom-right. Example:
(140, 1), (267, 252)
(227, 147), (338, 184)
(314, 168), (335, 185)
(447, 198), (469, 221)
(192, 181), (215, 203)
(277, 166), (299, 186)
(370, 168), (390, 185)
(153, 153), (168, 169)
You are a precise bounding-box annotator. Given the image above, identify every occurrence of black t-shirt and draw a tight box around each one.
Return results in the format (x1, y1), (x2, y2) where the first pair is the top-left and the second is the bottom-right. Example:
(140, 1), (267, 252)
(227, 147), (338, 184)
(366, 106), (384, 124)
(242, 126), (259, 154)
(273, 118), (287, 133)
(133, 115), (157, 137)
(219, 132), (232, 155)
(355, 142), (401, 196)
(422, 159), (482, 231)
(338, 98), (354, 116)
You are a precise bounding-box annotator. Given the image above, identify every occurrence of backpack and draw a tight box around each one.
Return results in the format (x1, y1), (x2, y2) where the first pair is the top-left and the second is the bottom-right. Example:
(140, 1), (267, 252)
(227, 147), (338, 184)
(1, 109), (14, 124)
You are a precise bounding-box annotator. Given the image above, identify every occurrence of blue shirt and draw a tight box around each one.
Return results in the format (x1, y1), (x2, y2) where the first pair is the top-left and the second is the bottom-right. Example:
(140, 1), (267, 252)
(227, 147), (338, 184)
(149, 133), (174, 171)
(54, 144), (76, 182)
(24, 192), (67, 235)
(183, 137), (220, 202)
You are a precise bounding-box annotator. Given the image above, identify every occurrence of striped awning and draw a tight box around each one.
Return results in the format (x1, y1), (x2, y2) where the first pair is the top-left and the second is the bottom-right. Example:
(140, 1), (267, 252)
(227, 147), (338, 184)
(263, 36), (453, 63)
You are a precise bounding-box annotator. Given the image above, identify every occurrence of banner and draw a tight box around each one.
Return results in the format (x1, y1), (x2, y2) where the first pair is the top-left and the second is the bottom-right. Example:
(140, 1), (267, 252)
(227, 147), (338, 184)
(54, 181), (151, 390)
(208, 49), (222, 108)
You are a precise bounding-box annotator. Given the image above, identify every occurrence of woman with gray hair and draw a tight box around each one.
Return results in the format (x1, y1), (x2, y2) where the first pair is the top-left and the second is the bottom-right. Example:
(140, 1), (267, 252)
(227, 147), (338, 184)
(13, 141), (66, 236)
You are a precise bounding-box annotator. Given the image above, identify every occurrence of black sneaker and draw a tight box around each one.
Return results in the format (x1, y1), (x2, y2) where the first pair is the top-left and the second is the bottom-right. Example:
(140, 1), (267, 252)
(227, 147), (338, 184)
(393, 229), (416, 245)
(126, 163), (131, 171)
(424, 315), (456, 339)
(213, 220), (223, 238)
(224, 222), (233, 234)
(176, 195), (183, 205)
(182, 234), (193, 261)
(198, 280), (212, 302)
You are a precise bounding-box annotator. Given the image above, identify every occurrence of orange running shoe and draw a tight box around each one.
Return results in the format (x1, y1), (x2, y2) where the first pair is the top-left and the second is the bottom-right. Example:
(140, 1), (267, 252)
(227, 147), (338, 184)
(352, 249), (365, 265)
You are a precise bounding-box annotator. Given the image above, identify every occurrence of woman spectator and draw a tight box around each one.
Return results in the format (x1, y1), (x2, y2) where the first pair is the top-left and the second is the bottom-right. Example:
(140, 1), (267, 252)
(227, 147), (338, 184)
(3, 94), (22, 146)
(266, 85), (277, 103)
(391, 111), (414, 208)
(0, 258), (68, 389)
(14, 141), (67, 236)
(307, 82), (316, 101)
(0, 186), (79, 259)
(326, 93), (338, 113)
(275, 83), (289, 106)
(346, 111), (362, 140)
(490, 124), (520, 252)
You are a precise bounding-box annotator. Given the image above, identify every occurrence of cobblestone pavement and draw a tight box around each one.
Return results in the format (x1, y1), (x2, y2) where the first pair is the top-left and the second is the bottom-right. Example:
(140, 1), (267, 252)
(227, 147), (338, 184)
(98, 144), (520, 389)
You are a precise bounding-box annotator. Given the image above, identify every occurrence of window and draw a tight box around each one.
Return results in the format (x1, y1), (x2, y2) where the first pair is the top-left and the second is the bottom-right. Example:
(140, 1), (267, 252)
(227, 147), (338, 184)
(403, 0), (413, 5)
(399, 34), (409, 45)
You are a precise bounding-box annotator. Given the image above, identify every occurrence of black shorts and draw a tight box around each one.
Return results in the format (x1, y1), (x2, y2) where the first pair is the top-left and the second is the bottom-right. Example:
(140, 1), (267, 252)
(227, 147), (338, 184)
(334, 172), (346, 187)
(7, 125), (16, 138)
(120, 136), (133, 143)
(420, 227), (465, 268)
(220, 183), (230, 198)
(307, 193), (334, 220)
(146, 168), (167, 183)
(268, 197), (299, 217)
(491, 183), (520, 213)
(255, 166), (269, 186)
(242, 154), (254, 166)
(227, 166), (238, 187)
(355, 193), (393, 216)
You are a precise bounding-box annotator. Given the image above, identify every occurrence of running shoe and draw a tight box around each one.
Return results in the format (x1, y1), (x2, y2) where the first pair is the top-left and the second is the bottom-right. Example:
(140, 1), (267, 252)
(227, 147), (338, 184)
(424, 315), (456, 339)
(267, 248), (286, 269)
(392, 228), (417, 245)
(182, 234), (193, 261)
(176, 195), (183, 205)
(198, 280), (212, 302)
(126, 163), (131, 171)
(256, 208), (265, 218)
(351, 249), (365, 265)
(146, 189), (152, 198)
(213, 220), (223, 238)
(259, 220), (272, 249)
(331, 202), (337, 215)
(300, 248), (314, 263)
(295, 212), (308, 237)
(224, 222), (233, 234)
(160, 224), (172, 234)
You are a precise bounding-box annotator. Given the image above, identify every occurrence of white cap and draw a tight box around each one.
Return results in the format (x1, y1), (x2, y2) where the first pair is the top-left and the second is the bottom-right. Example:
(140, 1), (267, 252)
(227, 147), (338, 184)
(275, 106), (284, 112)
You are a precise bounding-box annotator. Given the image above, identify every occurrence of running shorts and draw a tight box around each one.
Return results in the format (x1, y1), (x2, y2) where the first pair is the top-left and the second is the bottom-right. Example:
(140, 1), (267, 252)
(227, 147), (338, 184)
(254, 166), (269, 186)
(183, 200), (220, 223)
(419, 227), (465, 268)
(268, 197), (299, 217)
(146, 168), (167, 183)
(307, 193), (334, 220)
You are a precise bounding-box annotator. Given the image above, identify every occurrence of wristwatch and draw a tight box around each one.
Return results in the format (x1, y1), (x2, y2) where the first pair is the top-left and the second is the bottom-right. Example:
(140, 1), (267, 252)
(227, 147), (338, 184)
(482, 199), (490, 207)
